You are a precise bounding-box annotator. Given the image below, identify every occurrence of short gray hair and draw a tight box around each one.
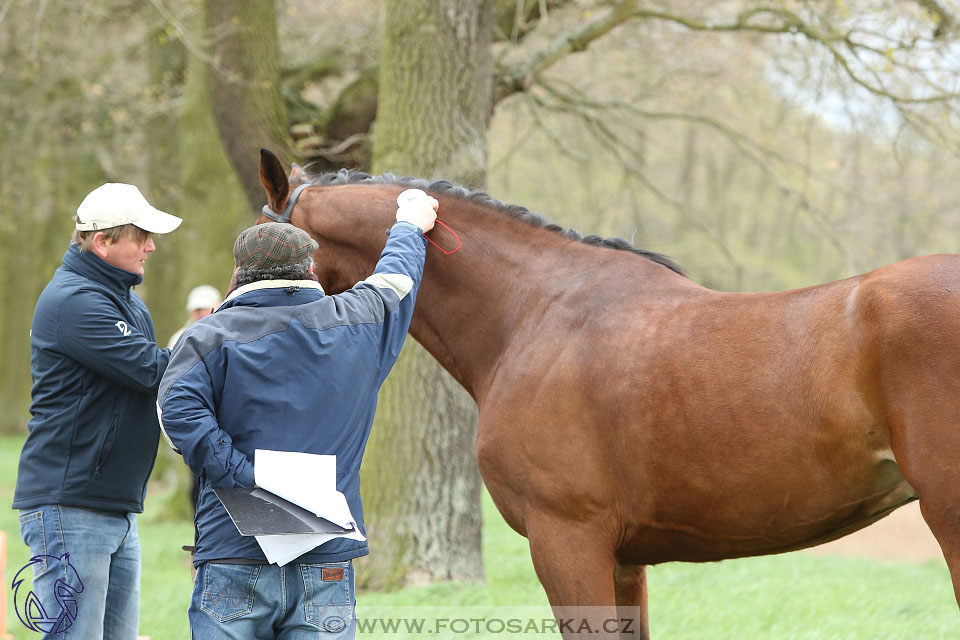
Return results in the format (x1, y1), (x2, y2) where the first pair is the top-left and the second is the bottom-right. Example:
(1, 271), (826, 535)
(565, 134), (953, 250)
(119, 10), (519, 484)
(234, 257), (312, 289)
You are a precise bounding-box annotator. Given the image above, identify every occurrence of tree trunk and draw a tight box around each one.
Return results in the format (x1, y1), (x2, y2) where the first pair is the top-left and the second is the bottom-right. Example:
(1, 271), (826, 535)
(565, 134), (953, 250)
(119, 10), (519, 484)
(204, 0), (290, 209)
(372, 1), (493, 188)
(359, 0), (493, 590)
(0, 5), (109, 432)
(145, 5), (252, 346)
(144, 20), (188, 346)
(142, 10), (255, 519)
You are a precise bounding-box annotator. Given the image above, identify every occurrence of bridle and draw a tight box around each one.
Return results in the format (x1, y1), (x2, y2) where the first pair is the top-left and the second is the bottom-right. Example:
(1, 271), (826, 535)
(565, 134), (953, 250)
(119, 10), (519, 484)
(261, 183), (312, 223)
(260, 181), (462, 254)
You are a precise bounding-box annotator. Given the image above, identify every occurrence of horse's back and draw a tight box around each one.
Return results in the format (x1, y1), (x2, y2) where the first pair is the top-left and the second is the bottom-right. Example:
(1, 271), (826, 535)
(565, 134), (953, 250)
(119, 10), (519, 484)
(479, 253), (960, 562)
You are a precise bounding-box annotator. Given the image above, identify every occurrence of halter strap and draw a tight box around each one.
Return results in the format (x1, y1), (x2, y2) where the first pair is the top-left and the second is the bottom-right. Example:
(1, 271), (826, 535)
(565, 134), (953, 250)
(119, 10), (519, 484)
(261, 183), (312, 223)
(264, 182), (462, 255)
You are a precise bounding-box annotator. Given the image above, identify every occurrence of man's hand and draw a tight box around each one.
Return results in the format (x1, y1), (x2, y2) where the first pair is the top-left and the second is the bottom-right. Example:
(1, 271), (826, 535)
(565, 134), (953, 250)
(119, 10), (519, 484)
(396, 189), (438, 233)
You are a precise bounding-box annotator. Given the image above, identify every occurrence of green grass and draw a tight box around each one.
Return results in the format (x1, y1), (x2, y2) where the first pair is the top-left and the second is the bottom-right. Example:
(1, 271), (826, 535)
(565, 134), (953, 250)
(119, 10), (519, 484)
(0, 434), (195, 639)
(1, 432), (958, 639)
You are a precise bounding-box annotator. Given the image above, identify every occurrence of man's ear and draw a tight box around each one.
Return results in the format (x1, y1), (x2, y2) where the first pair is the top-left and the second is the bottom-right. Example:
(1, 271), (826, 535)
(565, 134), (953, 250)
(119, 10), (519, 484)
(91, 231), (110, 258)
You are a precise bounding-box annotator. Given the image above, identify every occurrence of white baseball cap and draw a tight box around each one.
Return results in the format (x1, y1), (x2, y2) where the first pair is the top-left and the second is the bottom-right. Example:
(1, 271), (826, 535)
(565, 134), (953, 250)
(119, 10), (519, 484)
(186, 285), (222, 311)
(75, 183), (182, 234)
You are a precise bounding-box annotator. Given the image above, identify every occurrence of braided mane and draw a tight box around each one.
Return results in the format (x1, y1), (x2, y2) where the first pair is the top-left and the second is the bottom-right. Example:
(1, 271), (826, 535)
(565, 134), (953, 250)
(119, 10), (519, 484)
(303, 169), (685, 275)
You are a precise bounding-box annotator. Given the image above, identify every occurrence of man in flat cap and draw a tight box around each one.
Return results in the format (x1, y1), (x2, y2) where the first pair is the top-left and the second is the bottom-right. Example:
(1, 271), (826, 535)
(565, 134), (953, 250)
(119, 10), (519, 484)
(14, 183), (182, 639)
(158, 193), (437, 639)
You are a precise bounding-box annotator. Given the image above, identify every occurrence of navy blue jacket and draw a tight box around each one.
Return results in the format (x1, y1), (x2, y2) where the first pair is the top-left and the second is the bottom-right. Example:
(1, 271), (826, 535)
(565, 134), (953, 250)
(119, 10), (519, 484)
(14, 244), (169, 513)
(158, 222), (426, 566)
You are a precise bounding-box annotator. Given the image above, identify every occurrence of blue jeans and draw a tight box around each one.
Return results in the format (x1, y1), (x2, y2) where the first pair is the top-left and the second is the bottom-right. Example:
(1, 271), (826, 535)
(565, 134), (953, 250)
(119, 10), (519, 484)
(16, 504), (140, 639)
(190, 560), (356, 639)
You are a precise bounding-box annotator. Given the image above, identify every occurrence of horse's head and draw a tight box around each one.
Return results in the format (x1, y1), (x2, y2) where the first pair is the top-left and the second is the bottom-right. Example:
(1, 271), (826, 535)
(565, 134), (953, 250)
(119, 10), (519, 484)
(257, 149), (404, 293)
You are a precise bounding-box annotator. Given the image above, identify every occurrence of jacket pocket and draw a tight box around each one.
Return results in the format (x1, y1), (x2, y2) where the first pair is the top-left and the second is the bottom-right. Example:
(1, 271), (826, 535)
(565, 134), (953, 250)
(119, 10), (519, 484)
(94, 413), (119, 479)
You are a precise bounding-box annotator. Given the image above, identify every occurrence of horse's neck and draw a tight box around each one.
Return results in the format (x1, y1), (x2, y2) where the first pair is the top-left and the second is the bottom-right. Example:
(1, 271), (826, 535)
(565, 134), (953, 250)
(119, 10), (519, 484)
(407, 219), (538, 401)
(401, 202), (676, 404)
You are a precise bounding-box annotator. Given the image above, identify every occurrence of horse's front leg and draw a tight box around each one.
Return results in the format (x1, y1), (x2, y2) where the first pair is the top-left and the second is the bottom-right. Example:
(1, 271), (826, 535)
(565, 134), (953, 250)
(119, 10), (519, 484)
(615, 563), (650, 640)
(526, 517), (623, 640)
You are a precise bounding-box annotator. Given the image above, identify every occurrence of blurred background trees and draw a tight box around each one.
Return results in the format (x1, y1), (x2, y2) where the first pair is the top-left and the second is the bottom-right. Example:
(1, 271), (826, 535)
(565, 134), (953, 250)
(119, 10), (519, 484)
(2, 0), (959, 588)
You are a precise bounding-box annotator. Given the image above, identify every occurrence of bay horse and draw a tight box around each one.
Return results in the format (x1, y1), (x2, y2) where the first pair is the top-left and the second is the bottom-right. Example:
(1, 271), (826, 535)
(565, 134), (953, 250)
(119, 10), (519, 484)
(257, 149), (959, 639)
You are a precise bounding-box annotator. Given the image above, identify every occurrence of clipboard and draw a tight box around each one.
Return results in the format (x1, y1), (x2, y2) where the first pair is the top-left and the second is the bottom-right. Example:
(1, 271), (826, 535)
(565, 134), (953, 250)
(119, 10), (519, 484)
(213, 487), (352, 536)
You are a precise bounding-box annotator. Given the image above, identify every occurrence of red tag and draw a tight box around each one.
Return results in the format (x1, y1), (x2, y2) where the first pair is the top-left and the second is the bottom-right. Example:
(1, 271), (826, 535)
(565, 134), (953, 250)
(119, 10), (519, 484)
(321, 568), (344, 582)
(425, 219), (461, 255)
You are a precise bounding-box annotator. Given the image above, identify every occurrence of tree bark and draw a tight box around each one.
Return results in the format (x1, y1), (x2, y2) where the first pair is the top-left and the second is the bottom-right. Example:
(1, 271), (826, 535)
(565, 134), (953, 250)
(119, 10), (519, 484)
(142, 10), (254, 517)
(204, 0), (290, 209)
(372, 0), (494, 187)
(167, 8), (253, 312)
(144, 20), (187, 346)
(142, 5), (252, 346)
(0, 5), (109, 432)
(358, 0), (493, 589)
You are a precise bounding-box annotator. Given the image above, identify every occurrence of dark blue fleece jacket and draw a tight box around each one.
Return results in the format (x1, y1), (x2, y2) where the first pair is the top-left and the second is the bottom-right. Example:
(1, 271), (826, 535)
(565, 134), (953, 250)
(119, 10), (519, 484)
(13, 243), (169, 513)
(158, 222), (426, 566)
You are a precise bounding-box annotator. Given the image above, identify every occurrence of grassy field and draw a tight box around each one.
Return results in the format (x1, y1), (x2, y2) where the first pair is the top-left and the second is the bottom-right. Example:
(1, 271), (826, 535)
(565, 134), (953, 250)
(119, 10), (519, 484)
(1, 432), (958, 639)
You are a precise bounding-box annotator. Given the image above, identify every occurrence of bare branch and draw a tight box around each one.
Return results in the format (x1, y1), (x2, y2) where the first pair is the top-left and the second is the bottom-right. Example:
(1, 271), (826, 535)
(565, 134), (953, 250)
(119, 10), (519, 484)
(31, 0), (48, 61)
(147, 0), (267, 89)
(910, 0), (957, 37)
(493, 0), (638, 103)
(494, 3), (960, 108)
(626, 5), (960, 104)
(492, 0), (574, 43)
(536, 77), (811, 172)
(525, 77), (865, 271)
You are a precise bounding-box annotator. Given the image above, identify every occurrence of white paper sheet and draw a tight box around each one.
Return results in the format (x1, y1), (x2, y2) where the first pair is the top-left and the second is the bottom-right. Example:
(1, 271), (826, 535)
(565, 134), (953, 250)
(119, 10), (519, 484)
(255, 450), (336, 491)
(251, 449), (366, 565)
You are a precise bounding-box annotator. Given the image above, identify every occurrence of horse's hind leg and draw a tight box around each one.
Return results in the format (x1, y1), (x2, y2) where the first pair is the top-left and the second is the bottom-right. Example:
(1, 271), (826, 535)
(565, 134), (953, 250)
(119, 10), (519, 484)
(917, 500), (960, 597)
(884, 385), (960, 606)
(868, 284), (960, 606)
(894, 437), (960, 604)
(526, 519), (621, 639)
(615, 563), (650, 640)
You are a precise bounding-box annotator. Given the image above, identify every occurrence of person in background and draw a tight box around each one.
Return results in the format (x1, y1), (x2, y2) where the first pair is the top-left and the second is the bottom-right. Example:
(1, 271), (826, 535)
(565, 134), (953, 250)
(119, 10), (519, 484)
(158, 191), (436, 640)
(13, 183), (182, 639)
(167, 285), (224, 513)
(167, 285), (223, 349)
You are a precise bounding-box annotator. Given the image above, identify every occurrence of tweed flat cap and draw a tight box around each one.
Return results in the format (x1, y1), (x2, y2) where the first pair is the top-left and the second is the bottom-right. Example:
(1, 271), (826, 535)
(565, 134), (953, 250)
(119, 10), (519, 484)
(233, 223), (319, 270)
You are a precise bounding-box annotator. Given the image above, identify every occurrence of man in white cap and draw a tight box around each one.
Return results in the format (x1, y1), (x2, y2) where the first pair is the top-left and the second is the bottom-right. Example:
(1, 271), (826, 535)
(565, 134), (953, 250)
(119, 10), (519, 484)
(14, 183), (181, 639)
(167, 285), (223, 349)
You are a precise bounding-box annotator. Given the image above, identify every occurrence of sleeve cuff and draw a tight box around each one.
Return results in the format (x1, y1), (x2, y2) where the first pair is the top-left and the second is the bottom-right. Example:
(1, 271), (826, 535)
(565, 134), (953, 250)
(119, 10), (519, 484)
(236, 459), (256, 488)
(392, 221), (426, 237)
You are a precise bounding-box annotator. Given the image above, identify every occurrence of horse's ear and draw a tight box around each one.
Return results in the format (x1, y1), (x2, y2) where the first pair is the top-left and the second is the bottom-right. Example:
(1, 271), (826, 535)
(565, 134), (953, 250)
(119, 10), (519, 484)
(259, 148), (289, 208)
(289, 162), (304, 183)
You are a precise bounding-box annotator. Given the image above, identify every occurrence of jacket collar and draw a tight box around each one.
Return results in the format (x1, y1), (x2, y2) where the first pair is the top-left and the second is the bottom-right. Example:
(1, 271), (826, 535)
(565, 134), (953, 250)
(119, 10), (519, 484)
(62, 242), (142, 293)
(221, 280), (325, 310)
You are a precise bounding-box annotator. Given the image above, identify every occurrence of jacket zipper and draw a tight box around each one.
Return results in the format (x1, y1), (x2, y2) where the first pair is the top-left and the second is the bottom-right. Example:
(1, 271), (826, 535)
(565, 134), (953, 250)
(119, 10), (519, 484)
(94, 412), (120, 479)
